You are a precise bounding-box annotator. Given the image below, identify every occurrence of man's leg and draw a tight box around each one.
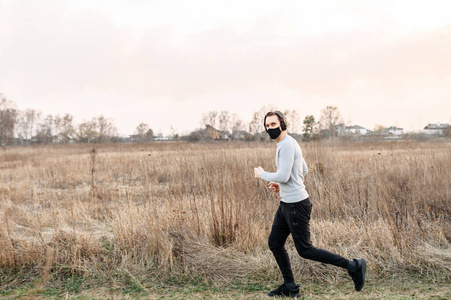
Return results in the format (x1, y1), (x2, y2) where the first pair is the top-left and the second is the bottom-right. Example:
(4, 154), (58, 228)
(268, 204), (301, 297)
(285, 198), (366, 291)
(268, 204), (294, 284)
(286, 198), (349, 268)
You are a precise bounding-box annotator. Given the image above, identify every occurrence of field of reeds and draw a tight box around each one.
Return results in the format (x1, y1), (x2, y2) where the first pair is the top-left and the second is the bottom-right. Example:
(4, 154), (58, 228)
(0, 140), (450, 298)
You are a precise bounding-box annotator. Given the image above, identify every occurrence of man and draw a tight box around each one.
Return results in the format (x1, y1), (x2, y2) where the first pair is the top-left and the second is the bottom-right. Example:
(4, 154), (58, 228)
(254, 111), (366, 298)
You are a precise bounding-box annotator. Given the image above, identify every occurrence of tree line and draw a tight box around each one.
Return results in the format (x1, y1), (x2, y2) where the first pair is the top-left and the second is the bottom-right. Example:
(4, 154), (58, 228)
(186, 105), (343, 142)
(1, 93), (346, 146)
(0, 95), (118, 145)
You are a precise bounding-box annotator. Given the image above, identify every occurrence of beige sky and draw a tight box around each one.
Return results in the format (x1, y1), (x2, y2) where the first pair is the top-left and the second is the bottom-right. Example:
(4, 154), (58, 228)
(1, 0), (450, 135)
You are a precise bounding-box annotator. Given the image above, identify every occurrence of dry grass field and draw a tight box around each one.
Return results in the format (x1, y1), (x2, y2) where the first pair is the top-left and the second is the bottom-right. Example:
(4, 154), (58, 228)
(0, 140), (450, 298)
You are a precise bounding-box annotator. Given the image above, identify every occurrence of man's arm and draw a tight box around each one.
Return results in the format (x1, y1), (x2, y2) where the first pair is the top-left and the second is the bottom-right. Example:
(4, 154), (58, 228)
(260, 144), (295, 183)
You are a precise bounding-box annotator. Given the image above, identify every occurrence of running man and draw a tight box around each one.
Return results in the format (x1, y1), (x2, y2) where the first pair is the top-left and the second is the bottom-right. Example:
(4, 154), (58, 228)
(254, 111), (366, 298)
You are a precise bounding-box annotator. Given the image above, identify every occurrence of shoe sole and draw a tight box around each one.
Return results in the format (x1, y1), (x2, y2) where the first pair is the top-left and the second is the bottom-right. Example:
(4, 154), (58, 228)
(268, 291), (301, 298)
(268, 293), (300, 298)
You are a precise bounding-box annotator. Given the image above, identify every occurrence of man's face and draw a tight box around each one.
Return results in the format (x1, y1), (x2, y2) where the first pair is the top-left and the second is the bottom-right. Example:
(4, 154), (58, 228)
(265, 115), (281, 130)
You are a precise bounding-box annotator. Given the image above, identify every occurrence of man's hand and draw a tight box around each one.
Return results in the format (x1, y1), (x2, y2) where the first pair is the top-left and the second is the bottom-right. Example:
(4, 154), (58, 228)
(254, 166), (264, 178)
(268, 182), (280, 194)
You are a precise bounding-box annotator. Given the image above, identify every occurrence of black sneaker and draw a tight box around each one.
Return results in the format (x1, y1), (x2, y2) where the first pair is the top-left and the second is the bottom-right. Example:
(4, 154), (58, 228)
(348, 258), (366, 291)
(268, 283), (300, 298)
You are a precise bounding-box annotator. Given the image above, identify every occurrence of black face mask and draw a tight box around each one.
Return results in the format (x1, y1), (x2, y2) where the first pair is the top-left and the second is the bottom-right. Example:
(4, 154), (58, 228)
(267, 127), (282, 139)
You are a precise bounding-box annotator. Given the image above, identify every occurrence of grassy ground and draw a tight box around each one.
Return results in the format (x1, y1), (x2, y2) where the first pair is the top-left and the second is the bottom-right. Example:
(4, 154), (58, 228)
(1, 141), (450, 299)
(1, 272), (450, 299)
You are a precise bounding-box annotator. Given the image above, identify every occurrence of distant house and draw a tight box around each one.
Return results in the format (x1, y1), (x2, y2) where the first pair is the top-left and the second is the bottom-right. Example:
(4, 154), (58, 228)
(424, 123), (450, 135)
(205, 125), (220, 140)
(130, 130), (155, 142)
(129, 134), (141, 142)
(345, 125), (372, 135)
(31, 134), (60, 144)
(219, 130), (231, 140)
(154, 136), (173, 141)
(385, 126), (403, 135)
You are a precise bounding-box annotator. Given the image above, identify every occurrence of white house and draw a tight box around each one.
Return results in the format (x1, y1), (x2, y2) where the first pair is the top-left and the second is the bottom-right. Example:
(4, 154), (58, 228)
(345, 125), (371, 135)
(219, 130), (231, 140)
(386, 126), (403, 135)
(424, 123), (450, 135)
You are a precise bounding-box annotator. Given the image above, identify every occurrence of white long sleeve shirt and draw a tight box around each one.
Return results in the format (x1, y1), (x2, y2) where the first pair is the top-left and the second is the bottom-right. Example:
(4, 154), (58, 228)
(261, 135), (309, 203)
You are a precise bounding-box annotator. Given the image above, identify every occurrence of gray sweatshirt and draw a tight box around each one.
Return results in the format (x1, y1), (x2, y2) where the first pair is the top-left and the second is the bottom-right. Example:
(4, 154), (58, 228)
(261, 134), (309, 203)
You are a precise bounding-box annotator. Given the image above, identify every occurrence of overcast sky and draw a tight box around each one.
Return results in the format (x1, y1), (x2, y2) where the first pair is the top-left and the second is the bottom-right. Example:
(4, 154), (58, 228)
(1, 0), (450, 136)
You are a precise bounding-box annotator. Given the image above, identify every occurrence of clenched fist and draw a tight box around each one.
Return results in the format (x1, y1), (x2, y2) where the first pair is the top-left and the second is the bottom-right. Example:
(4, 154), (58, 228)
(254, 166), (264, 178)
(268, 182), (280, 194)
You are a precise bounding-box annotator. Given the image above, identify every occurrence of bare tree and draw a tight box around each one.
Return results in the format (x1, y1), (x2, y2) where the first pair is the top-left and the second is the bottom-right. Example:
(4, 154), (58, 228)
(58, 114), (75, 143)
(248, 112), (262, 136)
(201, 110), (219, 129)
(96, 116), (117, 143)
(249, 105), (277, 137)
(76, 116), (116, 143)
(231, 113), (243, 131)
(283, 109), (301, 134)
(218, 110), (231, 132)
(135, 122), (153, 141)
(76, 120), (97, 143)
(318, 106), (344, 139)
(17, 111), (28, 142)
(54, 115), (63, 140)
(35, 114), (55, 144)
(0, 95), (18, 145)
(17, 109), (41, 143)
(136, 123), (149, 136)
(231, 113), (245, 140)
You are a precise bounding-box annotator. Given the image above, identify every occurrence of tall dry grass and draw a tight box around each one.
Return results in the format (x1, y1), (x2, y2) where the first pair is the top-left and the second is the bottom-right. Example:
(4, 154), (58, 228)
(0, 140), (450, 287)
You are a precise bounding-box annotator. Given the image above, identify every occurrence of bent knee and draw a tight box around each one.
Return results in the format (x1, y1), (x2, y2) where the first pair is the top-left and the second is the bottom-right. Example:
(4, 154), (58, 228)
(297, 246), (315, 258)
(268, 238), (284, 252)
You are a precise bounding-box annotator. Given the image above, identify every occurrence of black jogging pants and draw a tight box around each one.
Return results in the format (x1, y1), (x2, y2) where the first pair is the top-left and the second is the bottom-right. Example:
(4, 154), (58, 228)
(268, 198), (349, 283)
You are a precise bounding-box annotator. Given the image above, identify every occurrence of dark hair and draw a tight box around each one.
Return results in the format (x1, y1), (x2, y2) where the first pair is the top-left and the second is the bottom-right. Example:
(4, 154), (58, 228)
(264, 111), (287, 131)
